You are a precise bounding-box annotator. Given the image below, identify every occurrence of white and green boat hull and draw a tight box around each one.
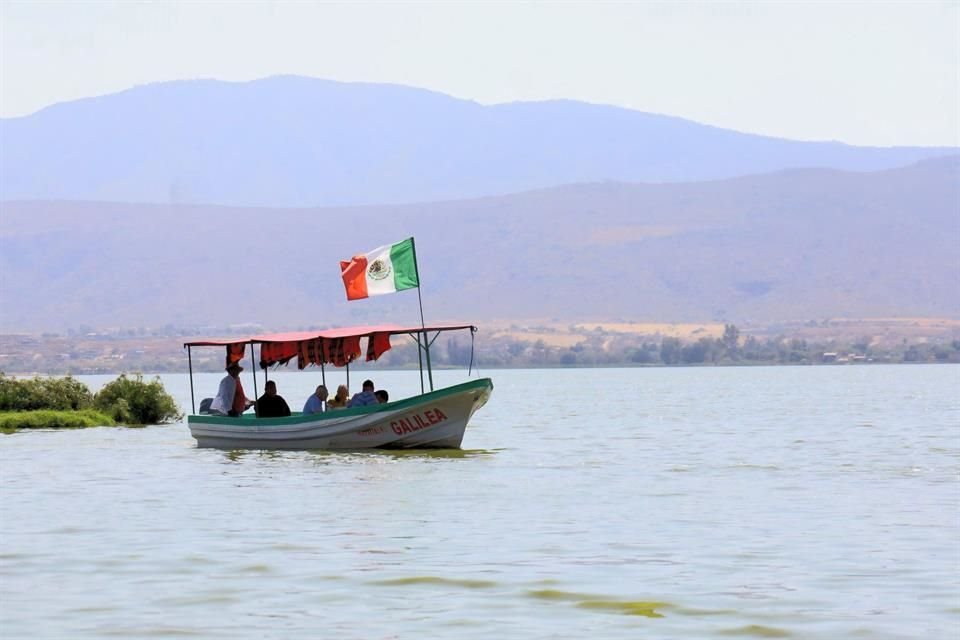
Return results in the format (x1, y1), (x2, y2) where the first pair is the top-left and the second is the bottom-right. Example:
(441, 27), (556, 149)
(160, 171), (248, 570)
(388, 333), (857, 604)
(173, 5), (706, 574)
(188, 378), (492, 450)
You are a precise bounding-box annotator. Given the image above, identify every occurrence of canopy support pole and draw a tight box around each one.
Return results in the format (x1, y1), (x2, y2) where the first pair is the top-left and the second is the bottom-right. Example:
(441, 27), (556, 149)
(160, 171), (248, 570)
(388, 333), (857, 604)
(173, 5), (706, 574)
(249, 341), (258, 402)
(321, 362), (326, 387)
(187, 346), (196, 414)
(416, 332), (425, 394)
(469, 327), (476, 376)
(422, 331), (434, 391)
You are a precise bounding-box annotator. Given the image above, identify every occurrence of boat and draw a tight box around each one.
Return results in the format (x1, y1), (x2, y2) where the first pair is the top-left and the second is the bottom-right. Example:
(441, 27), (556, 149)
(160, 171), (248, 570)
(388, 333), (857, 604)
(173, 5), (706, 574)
(183, 324), (493, 450)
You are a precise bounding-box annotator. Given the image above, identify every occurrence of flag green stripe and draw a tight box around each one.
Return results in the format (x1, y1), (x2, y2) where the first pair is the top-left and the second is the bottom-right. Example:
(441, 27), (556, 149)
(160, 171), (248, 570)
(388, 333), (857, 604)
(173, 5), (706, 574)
(389, 239), (419, 291)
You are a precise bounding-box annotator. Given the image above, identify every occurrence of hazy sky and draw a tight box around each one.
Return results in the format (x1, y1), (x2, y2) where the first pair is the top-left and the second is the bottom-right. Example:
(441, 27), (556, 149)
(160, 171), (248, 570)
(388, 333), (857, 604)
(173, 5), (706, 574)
(1, 1), (957, 146)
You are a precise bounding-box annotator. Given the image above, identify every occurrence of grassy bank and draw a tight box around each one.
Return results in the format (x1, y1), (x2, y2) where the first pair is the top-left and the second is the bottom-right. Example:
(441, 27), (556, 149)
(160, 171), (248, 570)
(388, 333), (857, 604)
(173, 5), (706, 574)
(0, 373), (181, 431)
(0, 409), (116, 432)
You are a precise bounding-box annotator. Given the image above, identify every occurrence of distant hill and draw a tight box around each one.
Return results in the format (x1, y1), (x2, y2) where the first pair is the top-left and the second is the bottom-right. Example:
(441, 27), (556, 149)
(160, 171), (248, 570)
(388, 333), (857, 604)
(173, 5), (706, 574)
(0, 76), (955, 207)
(1, 157), (957, 333)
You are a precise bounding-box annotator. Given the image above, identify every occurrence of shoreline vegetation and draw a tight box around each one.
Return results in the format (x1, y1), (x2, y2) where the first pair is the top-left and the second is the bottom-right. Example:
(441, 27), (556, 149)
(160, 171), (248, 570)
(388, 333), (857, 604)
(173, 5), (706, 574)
(0, 409), (116, 432)
(0, 373), (182, 431)
(1, 319), (958, 375)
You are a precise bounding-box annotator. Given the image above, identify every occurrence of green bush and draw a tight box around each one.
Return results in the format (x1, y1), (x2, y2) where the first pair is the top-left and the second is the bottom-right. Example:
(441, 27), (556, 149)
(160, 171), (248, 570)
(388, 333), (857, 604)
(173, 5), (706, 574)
(0, 373), (94, 411)
(93, 374), (183, 425)
(0, 409), (115, 430)
(0, 372), (182, 429)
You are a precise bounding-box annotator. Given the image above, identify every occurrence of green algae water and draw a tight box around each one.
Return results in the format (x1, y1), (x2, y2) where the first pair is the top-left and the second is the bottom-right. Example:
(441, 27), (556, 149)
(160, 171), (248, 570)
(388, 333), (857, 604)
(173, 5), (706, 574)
(1, 365), (957, 639)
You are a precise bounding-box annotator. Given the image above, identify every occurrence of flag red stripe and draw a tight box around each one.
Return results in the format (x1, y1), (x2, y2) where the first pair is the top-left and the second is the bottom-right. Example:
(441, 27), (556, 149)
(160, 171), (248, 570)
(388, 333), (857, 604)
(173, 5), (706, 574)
(340, 256), (370, 300)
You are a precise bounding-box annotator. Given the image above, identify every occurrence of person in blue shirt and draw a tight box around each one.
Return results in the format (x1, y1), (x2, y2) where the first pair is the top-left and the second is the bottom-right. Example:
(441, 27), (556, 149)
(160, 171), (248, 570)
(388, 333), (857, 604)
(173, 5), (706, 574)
(348, 379), (378, 407)
(303, 384), (328, 415)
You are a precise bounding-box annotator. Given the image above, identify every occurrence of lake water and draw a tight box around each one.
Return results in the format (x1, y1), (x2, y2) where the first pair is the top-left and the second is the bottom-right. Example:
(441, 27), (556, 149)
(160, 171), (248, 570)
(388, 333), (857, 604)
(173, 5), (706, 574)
(1, 365), (957, 639)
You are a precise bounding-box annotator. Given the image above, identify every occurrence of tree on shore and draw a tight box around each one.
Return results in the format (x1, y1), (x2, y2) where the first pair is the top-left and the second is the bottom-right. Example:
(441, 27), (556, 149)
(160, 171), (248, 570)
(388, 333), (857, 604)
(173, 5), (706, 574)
(722, 324), (741, 360)
(94, 374), (182, 424)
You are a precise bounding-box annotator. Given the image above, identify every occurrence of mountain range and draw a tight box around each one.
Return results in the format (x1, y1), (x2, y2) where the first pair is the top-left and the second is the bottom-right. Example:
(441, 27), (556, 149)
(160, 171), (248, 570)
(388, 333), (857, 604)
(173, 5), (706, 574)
(0, 76), (955, 208)
(1, 157), (957, 333)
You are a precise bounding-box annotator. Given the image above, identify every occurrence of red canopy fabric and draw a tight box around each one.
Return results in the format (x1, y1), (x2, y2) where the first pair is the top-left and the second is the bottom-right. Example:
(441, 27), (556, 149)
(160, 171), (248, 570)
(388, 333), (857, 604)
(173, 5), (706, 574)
(226, 344), (245, 367)
(184, 323), (476, 369)
(184, 323), (475, 348)
(258, 341), (298, 367)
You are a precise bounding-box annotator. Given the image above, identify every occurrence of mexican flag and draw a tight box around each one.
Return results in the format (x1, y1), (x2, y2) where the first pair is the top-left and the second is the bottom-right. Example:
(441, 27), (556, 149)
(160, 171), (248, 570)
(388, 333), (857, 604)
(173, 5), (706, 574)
(340, 238), (420, 300)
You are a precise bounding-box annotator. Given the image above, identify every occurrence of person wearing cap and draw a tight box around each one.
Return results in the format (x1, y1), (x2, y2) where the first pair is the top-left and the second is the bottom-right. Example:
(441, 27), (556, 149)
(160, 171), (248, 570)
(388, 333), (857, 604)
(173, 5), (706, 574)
(209, 361), (254, 417)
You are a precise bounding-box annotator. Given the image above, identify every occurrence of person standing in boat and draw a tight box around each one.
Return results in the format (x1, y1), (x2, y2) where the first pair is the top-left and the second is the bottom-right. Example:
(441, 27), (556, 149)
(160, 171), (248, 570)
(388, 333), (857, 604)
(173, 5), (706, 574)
(210, 362), (254, 417)
(375, 390), (389, 404)
(348, 379), (378, 407)
(303, 384), (329, 415)
(255, 380), (291, 418)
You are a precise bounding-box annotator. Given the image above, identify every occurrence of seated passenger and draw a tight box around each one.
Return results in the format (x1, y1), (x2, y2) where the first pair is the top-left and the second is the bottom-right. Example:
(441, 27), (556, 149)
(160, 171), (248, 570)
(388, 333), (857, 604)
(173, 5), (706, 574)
(375, 390), (389, 404)
(256, 381), (291, 418)
(303, 384), (328, 415)
(327, 384), (350, 409)
(347, 379), (378, 407)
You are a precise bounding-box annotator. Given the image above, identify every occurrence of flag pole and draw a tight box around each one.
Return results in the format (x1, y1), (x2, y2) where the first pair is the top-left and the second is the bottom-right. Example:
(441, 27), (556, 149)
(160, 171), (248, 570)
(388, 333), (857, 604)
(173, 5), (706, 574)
(410, 237), (434, 391)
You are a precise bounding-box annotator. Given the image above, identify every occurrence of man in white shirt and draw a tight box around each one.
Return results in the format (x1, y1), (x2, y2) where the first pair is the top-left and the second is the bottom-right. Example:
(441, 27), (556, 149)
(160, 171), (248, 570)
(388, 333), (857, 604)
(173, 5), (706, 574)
(209, 362), (253, 417)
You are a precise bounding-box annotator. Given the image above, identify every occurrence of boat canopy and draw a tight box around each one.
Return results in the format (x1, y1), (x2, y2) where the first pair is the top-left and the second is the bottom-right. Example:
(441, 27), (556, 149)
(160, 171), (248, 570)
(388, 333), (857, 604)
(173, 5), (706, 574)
(184, 323), (476, 369)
